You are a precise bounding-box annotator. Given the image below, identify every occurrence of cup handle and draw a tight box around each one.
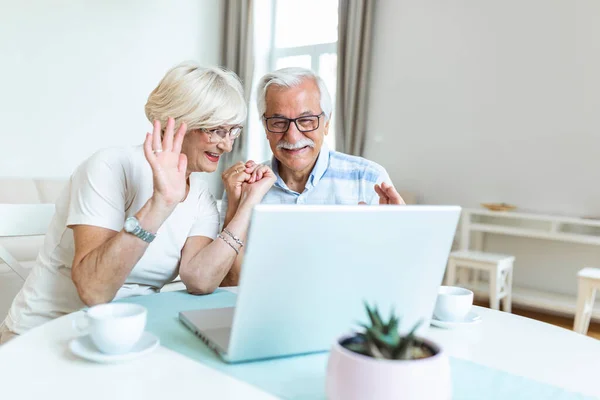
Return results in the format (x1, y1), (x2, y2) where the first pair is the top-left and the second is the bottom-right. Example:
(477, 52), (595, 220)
(72, 310), (90, 334)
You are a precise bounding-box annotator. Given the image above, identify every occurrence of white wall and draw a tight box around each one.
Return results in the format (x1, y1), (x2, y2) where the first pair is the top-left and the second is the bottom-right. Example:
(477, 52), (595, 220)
(0, 0), (223, 195)
(367, 0), (600, 217)
(366, 0), (600, 303)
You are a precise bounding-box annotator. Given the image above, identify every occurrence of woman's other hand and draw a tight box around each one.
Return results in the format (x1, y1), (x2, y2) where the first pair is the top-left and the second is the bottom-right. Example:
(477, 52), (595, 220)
(240, 165), (277, 205)
(222, 160), (258, 203)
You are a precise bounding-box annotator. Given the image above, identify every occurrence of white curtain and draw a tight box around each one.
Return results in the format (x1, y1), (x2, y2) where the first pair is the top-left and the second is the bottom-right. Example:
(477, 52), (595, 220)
(335, 0), (375, 156)
(221, 0), (255, 165)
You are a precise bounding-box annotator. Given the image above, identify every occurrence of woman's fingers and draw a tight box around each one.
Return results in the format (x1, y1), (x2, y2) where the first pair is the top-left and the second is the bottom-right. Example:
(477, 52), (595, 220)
(223, 161), (272, 186)
(152, 120), (162, 152)
(245, 163), (260, 175)
(172, 122), (187, 154)
(242, 164), (267, 185)
(177, 153), (188, 174)
(251, 166), (263, 183)
(224, 162), (252, 185)
(223, 162), (242, 177)
(249, 166), (267, 184)
(143, 132), (155, 164)
(162, 117), (175, 151)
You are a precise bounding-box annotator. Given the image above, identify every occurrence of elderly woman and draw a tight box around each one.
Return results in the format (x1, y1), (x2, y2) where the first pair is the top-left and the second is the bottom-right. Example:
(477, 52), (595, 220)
(0, 62), (275, 344)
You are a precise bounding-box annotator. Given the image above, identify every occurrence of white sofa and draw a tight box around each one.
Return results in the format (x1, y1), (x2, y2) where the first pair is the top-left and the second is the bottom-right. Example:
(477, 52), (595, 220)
(0, 178), (68, 320)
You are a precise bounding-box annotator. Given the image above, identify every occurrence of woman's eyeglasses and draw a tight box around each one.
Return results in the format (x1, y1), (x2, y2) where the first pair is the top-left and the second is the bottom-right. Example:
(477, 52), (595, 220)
(202, 126), (243, 142)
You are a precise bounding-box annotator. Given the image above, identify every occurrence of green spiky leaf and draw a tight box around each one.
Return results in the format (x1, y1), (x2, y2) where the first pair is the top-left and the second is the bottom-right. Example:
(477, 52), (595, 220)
(392, 319), (423, 360)
(364, 301), (384, 330)
(342, 303), (433, 361)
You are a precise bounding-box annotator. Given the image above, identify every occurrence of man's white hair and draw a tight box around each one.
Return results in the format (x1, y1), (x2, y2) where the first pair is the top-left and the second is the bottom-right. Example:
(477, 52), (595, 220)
(145, 61), (247, 131)
(256, 67), (332, 122)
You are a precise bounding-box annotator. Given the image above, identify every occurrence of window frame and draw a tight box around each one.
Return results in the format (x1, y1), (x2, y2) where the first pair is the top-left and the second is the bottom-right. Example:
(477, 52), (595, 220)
(250, 0), (339, 161)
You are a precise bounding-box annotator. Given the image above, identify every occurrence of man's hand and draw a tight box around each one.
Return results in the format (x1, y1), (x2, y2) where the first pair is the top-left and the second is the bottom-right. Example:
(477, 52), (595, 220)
(374, 182), (406, 205)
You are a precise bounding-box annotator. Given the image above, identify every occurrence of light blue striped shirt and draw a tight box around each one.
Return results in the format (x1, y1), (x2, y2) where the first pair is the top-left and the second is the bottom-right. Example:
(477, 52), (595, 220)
(220, 144), (391, 222)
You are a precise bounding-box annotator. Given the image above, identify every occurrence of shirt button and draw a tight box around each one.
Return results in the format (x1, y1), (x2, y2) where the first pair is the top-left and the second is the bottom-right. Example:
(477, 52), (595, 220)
(297, 197), (305, 204)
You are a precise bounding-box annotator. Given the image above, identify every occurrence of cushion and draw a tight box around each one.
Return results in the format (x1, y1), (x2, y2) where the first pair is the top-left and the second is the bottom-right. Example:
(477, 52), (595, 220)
(35, 179), (68, 204)
(0, 179), (40, 204)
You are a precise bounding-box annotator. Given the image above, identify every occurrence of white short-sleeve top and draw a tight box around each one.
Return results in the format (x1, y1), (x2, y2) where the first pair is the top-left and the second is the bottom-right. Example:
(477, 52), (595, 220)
(5, 145), (219, 334)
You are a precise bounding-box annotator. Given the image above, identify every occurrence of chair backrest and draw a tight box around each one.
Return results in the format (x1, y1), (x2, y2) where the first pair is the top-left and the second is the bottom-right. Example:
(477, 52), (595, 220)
(0, 204), (55, 237)
(0, 204), (55, 280)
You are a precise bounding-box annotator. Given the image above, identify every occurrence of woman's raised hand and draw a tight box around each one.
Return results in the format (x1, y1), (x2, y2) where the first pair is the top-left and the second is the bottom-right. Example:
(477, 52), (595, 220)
(143, 117), (188, 207)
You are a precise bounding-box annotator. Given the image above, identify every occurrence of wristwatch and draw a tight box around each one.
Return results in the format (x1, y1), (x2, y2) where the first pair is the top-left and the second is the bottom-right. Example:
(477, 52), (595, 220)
(123, 216), (156, 243)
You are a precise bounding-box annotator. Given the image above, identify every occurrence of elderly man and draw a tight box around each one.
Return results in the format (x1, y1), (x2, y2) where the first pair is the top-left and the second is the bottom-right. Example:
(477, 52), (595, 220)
(218, 67), (403, 285)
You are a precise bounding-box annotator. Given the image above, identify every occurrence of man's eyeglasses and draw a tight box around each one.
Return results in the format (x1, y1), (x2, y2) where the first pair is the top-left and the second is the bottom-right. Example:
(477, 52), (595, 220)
(263, 112), (325, 134)
(202, 126), (243, 143)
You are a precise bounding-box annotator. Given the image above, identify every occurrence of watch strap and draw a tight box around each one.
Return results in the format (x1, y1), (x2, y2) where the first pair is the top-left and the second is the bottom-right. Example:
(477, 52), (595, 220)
(132, 225), (156, 243)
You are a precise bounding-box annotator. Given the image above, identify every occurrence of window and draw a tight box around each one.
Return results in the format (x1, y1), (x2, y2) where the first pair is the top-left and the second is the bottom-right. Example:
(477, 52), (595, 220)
(248, 0), (339, 161)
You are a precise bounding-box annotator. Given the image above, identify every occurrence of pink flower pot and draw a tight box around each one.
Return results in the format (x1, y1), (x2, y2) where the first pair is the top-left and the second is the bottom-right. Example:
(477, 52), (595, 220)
(326, 335), (452, 400)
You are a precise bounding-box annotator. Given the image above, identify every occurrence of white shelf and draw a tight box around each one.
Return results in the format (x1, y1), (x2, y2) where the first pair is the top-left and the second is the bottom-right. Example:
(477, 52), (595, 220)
(463, 282), (600, 322)
(469, 223), (600, 245)
(464, 208), (600, 228)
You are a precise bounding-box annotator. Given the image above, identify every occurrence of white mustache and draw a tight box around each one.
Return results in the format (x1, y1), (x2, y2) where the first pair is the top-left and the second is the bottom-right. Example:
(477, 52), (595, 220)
(277, 138), (315, 150)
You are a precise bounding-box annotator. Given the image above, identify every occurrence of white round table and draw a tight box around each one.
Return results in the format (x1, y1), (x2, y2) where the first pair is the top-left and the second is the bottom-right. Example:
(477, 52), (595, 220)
(427, 306), (600, 398)
(1, 297), (599, 399)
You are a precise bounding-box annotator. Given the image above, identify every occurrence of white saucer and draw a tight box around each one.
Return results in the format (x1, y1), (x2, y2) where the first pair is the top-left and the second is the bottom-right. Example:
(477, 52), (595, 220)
(430, 311), (482, 329)
(69, 332), (160, 363)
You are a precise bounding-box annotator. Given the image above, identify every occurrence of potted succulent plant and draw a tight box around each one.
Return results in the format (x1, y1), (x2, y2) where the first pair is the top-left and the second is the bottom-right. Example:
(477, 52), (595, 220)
(326, 303), (452, 400)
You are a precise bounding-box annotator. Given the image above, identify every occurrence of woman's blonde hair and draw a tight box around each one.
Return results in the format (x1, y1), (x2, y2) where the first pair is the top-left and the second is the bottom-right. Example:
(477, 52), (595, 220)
(145, 61), (247, 131)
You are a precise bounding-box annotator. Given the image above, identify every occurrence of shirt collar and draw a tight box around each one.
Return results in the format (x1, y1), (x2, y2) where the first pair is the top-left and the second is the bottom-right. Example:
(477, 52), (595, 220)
(309, 142), (330, 187)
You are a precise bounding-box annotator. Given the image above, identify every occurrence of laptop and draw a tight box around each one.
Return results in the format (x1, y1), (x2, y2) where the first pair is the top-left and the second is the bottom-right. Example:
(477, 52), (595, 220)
(179, 204), (461, 363)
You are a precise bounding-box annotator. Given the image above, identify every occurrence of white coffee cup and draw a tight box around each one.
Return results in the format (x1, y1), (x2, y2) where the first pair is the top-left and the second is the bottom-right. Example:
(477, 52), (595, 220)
(433, 286), (474, 322)
(75, 303), (147, 354)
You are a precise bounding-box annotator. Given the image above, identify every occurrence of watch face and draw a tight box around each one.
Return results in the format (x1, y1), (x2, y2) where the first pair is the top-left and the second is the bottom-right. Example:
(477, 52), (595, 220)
(124, 217), (137, 232)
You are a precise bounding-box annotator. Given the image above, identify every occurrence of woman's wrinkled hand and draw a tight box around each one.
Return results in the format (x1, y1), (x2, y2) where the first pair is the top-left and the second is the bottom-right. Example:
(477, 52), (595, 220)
(240, 165), (277, 206)
(143, 117), (188, 207)
(222, 160), (259, 204)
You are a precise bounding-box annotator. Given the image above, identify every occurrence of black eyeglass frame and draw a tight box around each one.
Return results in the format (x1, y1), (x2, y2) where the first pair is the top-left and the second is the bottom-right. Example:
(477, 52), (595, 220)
(262, 112), (325, 134)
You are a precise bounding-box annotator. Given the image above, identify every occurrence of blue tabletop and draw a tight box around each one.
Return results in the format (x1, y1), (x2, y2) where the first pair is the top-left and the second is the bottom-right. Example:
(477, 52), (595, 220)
(118, 290), (591, 400)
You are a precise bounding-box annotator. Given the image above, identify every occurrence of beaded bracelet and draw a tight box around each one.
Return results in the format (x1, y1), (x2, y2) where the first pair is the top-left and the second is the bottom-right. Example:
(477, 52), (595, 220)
(223, 228), (244, 247)
(217, 233), (239, 255)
